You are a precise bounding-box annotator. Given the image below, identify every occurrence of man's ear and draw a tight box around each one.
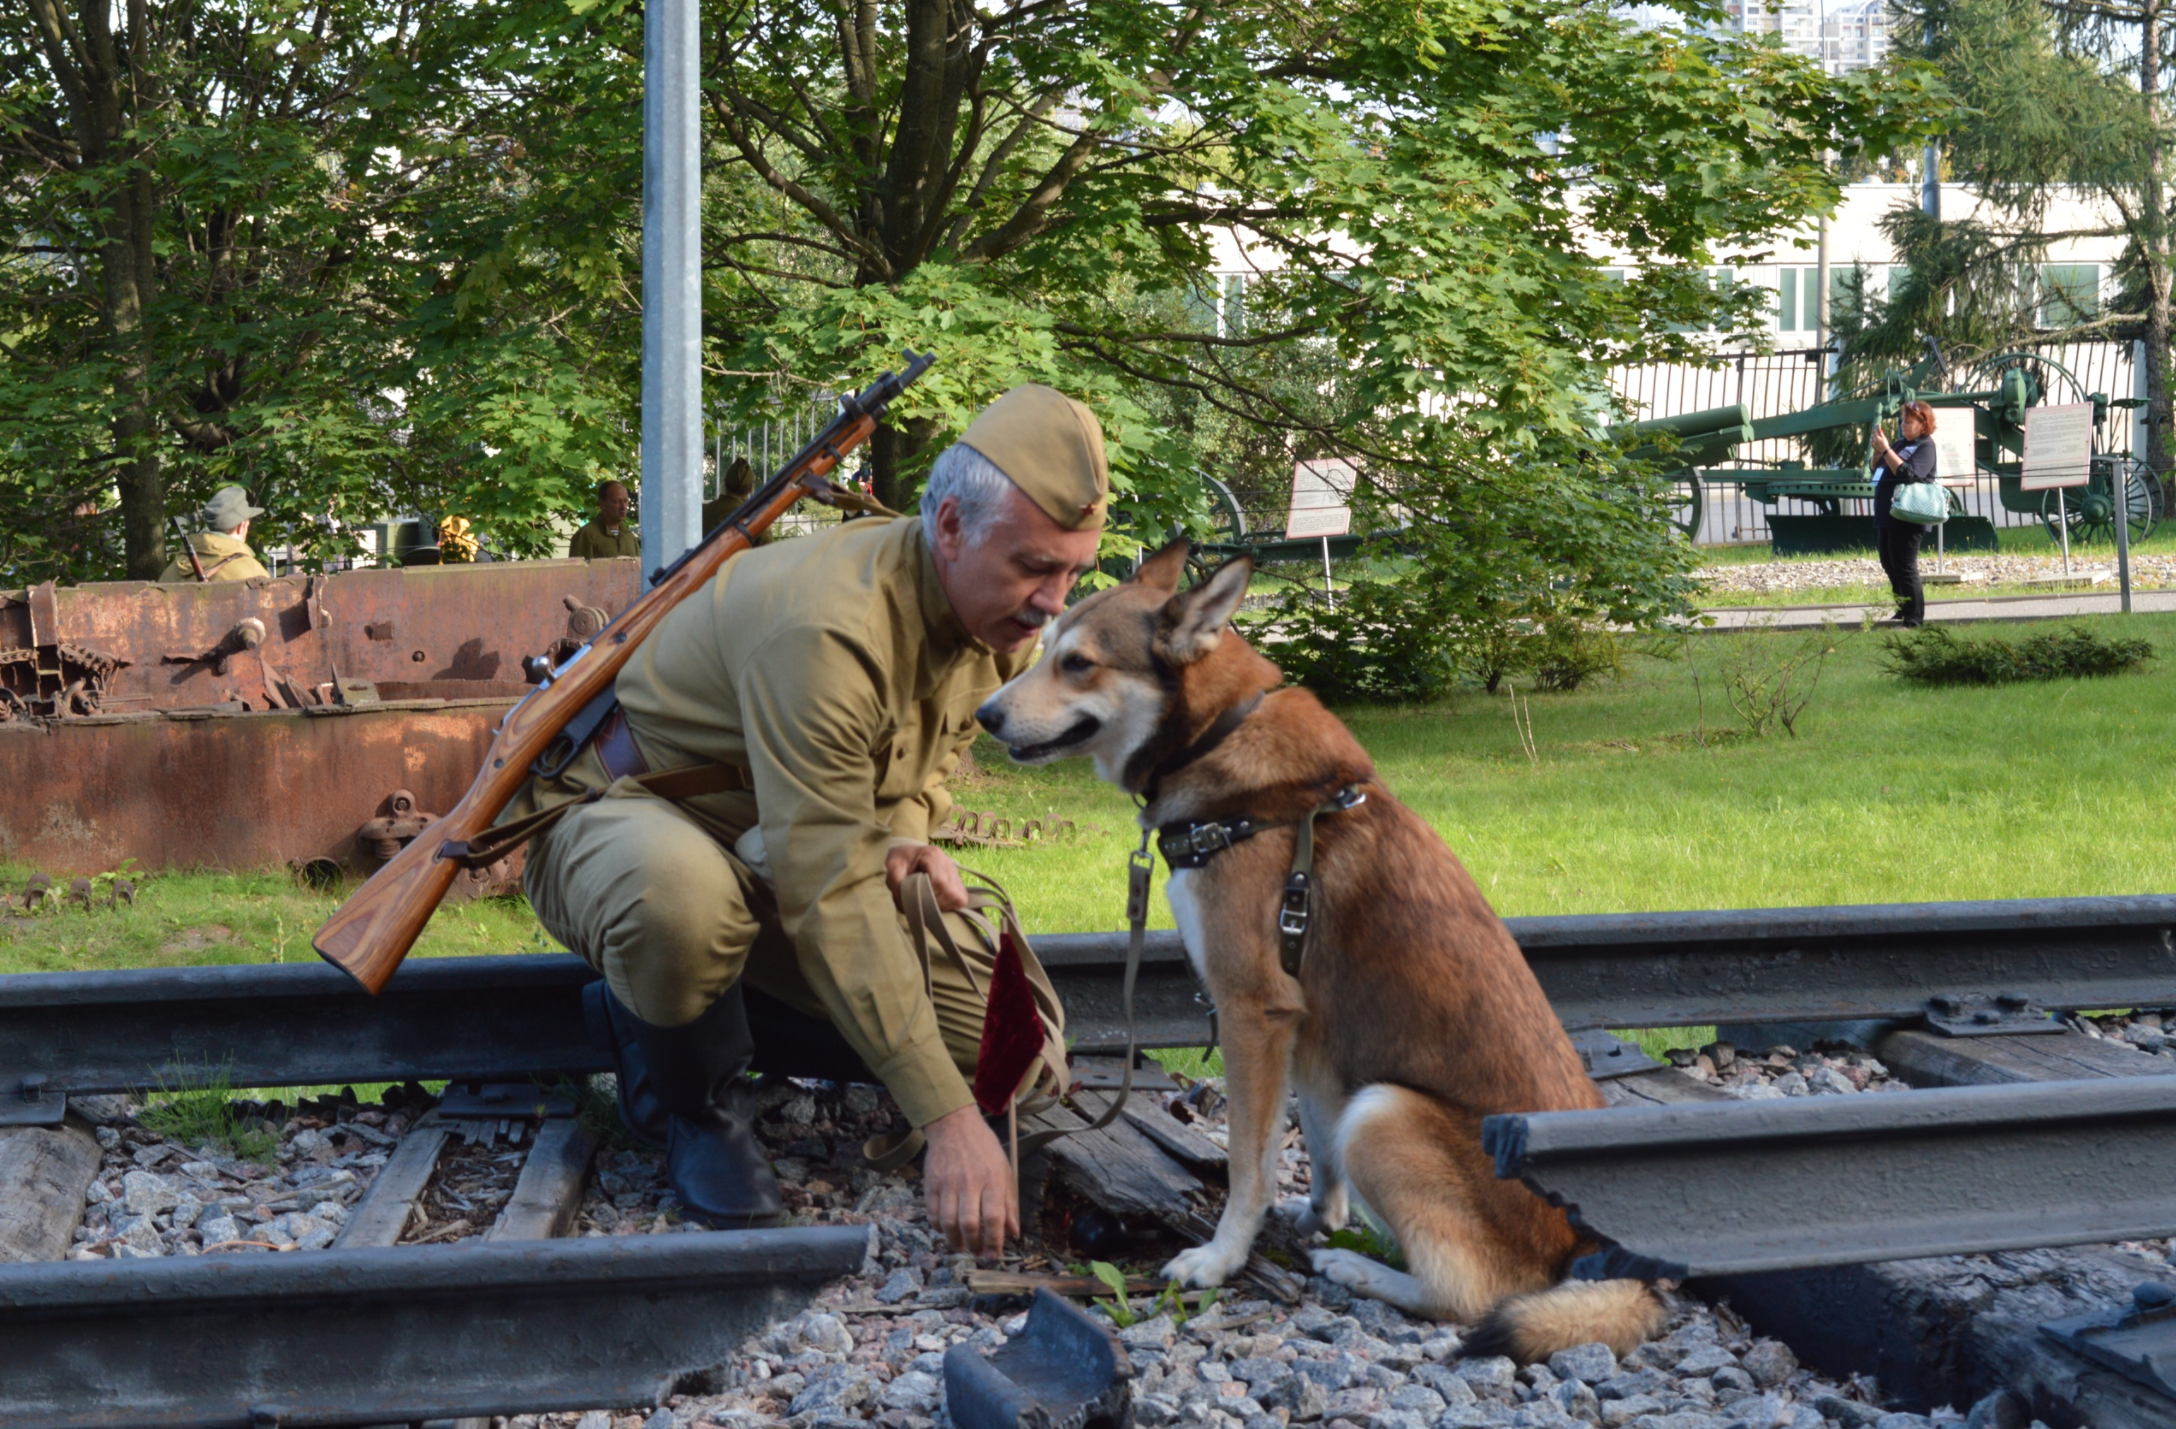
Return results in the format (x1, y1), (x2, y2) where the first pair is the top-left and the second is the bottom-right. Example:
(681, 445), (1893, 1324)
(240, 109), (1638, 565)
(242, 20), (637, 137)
(1132, 539), (1189, 594)
(1157, 557), (1253, 664)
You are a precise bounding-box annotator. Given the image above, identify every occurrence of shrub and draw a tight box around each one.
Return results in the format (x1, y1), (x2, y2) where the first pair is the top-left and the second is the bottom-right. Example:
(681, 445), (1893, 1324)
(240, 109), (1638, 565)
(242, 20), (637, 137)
(1880, 624), (2156, 685)
(1266, 581), (1458, 704)
(1528, 619), (1625, 693)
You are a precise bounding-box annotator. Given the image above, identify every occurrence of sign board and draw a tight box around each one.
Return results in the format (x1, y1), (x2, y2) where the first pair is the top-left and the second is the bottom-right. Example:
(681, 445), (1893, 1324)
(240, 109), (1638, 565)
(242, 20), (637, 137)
(1286, 458), (1356, 539)
(1931, 419), (1978, 487)
(2021, 403), (2095, 491)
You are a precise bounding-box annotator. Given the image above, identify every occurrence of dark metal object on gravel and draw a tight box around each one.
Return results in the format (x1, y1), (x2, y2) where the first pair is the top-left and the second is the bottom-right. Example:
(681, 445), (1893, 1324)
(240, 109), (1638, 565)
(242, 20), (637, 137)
(945, 1288), (1133, 1429)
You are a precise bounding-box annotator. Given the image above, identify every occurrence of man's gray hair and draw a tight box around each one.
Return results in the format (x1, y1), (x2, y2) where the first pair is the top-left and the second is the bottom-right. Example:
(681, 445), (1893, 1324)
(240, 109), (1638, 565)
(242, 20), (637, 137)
(920, 441), (1020, 547)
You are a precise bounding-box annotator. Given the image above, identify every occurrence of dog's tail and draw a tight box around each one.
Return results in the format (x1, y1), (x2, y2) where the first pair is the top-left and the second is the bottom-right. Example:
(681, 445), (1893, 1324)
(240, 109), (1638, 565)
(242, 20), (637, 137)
(1461, 1279), (1665, 1364)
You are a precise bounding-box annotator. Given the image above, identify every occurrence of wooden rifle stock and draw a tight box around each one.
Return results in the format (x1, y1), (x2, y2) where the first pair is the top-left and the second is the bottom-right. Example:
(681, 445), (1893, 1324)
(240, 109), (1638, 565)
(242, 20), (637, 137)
(313, 353), (934, 994)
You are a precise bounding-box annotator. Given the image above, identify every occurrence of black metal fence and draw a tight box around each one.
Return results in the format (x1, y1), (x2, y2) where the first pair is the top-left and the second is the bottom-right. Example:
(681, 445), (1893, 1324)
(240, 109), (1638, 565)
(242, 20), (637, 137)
(1611, 341), (2144, 547)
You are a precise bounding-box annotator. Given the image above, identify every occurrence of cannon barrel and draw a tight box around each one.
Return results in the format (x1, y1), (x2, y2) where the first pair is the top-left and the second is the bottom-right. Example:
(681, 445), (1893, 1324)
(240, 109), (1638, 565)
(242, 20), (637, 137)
(1614, 403), (1753, 466)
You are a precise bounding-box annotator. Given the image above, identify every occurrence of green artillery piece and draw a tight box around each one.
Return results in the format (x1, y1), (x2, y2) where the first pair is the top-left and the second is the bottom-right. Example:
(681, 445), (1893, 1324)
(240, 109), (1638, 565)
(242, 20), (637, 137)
(1623, 351), (2163, 555)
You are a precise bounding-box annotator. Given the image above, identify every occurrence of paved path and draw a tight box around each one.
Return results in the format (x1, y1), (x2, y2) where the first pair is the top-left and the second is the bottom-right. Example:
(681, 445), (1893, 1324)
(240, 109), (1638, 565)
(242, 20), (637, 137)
(1700, 586), (2176, 631)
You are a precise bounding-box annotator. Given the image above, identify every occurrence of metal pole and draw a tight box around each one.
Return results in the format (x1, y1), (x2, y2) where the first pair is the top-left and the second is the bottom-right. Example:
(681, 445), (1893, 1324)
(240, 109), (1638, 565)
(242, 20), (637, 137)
(1815, 219), (1831, 359)
(2116, 460), (2134, 612)
(1321, 537), (1335, 609)
(639, 0), (702, 580)
(2057, 486), (2071, 576)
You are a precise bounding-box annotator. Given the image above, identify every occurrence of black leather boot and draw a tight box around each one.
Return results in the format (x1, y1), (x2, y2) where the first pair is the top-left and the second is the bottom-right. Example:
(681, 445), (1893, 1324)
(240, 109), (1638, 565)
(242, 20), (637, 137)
(626, 984), (784, 1227)
(582, 981), (668, 1148)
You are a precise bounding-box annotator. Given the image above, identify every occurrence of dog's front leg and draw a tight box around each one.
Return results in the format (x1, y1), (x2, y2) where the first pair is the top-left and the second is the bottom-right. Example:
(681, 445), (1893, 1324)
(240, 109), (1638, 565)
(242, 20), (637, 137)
(1164, 1000), (1298, 1289)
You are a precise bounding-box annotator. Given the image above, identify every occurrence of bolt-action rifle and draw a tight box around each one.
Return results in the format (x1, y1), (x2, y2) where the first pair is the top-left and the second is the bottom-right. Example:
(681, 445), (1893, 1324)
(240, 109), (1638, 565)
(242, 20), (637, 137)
(169, 516), (209, 582)
(313, 352), (934, 994)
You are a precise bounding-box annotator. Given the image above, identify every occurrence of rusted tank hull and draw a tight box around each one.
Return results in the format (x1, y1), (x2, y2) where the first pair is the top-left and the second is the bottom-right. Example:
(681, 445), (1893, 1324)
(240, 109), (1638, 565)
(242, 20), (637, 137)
(0, 561), (642, 877)
(0, 701), (523, 878)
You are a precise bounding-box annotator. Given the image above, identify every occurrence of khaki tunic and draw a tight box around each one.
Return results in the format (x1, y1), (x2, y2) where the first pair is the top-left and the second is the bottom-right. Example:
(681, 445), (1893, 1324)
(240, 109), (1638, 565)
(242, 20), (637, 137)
(567, 521), (641, 560)
(521, 517), (1047, 1128)
(158, 531), (269, 583)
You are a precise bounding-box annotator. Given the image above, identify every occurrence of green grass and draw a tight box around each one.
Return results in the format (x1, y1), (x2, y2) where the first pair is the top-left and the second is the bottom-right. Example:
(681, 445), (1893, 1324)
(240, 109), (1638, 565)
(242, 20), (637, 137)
(10, 612), (2172, 1067)
(1692, 523), (2176, 567)
(0, 865), (558, 977)
(136, 1063), (281, 1161)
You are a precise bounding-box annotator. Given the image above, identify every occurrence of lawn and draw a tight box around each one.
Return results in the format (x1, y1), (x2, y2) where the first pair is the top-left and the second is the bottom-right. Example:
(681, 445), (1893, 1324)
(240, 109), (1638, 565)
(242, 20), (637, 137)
(5, 612), (2170, 976)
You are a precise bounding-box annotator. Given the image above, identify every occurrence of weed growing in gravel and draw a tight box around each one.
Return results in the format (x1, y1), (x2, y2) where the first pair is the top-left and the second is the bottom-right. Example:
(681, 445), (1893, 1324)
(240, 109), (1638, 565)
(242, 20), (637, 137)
(137, 1063), (279, 1162)
(1880, 623), (2157, 685)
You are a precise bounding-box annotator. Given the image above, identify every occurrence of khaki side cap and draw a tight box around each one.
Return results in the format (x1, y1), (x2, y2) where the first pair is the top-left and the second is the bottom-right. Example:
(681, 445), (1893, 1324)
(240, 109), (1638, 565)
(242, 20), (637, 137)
(957, 383), (1109, 530)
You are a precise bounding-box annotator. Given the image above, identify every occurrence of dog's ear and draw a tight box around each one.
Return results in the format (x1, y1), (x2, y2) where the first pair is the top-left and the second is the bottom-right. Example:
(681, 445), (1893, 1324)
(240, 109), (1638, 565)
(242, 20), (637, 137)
(1157, 557), (1253, 664)
(1132, 539), (1190, 594)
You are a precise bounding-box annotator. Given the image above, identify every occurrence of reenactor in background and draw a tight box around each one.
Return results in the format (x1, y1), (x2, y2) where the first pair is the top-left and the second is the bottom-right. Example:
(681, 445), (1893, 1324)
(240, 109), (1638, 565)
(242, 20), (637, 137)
(514, 384), (1108, 1254)
(160, 486), (270, 582)
(567, 480), (641, 560)
(699, 456), (767, 543)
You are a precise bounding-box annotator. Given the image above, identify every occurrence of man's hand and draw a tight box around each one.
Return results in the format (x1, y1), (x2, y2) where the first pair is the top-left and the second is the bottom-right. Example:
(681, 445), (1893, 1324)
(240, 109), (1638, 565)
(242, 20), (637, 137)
(923, 1103), (1016, 1258)
(887, 841), (970, 912)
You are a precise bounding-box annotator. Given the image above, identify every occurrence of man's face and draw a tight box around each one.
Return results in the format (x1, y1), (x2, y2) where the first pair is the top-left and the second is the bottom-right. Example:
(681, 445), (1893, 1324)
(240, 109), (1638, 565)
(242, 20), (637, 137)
(932, 484), (1102, 653)
(599, 484), (630, 527)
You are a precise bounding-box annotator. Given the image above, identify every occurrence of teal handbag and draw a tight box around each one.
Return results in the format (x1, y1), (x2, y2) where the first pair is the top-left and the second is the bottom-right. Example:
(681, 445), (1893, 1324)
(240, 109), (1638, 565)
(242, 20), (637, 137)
(1889, 480), (1950, 525)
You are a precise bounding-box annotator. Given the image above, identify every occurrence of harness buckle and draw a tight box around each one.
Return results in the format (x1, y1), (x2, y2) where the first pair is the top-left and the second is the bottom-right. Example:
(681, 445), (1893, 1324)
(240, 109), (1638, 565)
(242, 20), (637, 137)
(1190, 822), (1233, 857)
(1331, 787), (1367, 812)
(1278, 872), (1312, 939)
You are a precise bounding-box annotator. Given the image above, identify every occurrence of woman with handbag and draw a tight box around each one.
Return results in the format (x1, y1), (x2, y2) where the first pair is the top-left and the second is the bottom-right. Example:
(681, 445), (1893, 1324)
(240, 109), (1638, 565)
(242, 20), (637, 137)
(1870, 400), (1940, 626)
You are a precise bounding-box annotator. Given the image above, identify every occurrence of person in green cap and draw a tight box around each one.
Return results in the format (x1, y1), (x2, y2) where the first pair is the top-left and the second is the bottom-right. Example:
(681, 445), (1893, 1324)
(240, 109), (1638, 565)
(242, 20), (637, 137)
(567, 480), (641, 560)
(512, 383), (1107, 1254)
(160, 486), (270, 582)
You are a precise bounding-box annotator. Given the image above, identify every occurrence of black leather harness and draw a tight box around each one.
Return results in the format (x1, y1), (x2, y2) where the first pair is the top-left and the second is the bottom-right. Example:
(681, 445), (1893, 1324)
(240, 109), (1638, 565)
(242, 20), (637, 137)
(1155, 784), (1367, 976)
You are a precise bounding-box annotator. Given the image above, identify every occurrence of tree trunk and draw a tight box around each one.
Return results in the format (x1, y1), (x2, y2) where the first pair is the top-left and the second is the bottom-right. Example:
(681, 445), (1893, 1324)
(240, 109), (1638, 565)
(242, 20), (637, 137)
(870, 415), (937, 514)
(2141, 0), (2172, 493)
(30, 0), (165, 578)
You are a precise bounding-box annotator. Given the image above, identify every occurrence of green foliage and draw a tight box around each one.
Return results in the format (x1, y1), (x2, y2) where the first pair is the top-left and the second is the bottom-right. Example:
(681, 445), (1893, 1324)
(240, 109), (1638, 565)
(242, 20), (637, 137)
(1879, 623), (2157, 684)
(1266, 582), (1458, 705)
(136, 1063), (279, 1163)
(0, 0), (643, 582)
(1528, 622), (1626, 694)
(1087, 1260), (1137, 1328)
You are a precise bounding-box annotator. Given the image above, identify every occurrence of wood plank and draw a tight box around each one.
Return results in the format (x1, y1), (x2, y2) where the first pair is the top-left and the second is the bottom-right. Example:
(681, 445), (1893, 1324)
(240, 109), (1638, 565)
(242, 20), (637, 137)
(1874, 1028), (2176, 1088)
(485, 1119), (598, 1242)
(333, 1119), (449, 1249)
(0, 1123), (101, 1262)
(1029, 1101), (1205, 1223)
(1598, 1068), (1733, 1107)
(1069, 1088), (1227, 1170)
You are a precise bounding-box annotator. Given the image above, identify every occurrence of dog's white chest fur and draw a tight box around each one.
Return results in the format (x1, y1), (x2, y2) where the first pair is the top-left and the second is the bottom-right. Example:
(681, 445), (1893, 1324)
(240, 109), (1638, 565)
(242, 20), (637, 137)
(1164, 867), (1213, 985)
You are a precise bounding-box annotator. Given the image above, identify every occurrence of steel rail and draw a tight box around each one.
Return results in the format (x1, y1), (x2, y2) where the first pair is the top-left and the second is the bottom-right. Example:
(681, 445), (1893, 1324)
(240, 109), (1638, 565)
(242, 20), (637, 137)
(0, 1225), (870, 1428)
(1482, 1076), (2176, 1280)
(3, 895), (2172, 1097)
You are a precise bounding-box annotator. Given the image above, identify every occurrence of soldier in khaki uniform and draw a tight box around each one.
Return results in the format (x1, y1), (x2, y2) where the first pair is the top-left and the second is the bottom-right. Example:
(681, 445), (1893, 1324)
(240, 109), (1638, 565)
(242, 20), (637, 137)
(520, 385), (1107, 1250)
(566, 480), (642, 560)
(159, 486), (271, 582)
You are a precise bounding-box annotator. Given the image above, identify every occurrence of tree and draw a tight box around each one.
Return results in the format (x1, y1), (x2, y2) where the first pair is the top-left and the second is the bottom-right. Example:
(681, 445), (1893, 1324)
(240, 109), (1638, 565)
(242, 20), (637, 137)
(1, 0), (642, 583)
(698, 0), (1942, 558)
(1894, 0), (2171, 476)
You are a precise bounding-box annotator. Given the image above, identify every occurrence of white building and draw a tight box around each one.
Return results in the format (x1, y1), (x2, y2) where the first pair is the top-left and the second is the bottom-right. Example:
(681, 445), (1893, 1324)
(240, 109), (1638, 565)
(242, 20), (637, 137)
(1718, 0), (1890, 74)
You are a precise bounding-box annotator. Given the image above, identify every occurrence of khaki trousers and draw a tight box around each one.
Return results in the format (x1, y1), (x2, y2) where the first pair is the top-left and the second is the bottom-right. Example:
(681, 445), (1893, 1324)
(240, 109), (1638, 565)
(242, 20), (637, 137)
(522, 784), (1063, 1097)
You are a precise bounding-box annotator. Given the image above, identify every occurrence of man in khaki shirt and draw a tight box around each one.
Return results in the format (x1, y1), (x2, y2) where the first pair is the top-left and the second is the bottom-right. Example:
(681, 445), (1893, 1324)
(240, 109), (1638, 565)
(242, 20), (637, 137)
(566, 480), (641, 559)
(159, 486), (271, 582)
(522, 385), (1107, 1250)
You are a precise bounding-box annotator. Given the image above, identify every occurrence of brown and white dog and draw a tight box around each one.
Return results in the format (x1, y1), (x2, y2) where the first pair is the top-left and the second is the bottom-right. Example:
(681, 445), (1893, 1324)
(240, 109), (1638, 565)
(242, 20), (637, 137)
(975, 543), (1662, 1361)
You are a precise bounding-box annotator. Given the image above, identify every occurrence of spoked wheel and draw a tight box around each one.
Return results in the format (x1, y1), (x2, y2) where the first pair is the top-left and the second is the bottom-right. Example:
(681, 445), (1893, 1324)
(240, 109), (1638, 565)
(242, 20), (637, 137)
(1666, 473), (1703, 541)
(2041, 456), (2162, 545)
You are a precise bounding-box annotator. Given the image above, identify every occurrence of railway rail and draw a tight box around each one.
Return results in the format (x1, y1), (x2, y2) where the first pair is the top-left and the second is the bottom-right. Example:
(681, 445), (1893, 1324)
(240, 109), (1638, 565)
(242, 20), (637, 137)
(1, 890), (2173, 1426)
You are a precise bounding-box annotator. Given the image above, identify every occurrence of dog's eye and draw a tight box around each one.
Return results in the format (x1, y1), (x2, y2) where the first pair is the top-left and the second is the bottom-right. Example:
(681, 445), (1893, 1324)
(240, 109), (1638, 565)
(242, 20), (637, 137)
(1060, 652), (1095, 675)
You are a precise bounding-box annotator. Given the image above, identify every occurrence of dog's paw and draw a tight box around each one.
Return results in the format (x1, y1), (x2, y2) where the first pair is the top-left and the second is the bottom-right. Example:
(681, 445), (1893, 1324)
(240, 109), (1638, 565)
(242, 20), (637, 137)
(1164, 1238), (1250, 1289)
(1310, 1247), (1385, 1287)
(1278, 1197), (1333, 1237)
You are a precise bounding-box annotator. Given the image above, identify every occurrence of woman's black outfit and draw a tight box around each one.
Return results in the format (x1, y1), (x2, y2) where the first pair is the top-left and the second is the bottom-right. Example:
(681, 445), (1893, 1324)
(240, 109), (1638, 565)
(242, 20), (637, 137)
(1874, 434), (1938, 625)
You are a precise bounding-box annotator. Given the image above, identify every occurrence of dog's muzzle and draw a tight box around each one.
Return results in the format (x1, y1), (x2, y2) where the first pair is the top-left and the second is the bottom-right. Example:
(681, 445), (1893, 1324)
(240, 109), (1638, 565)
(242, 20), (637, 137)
(1003, 715), (1102, 763)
